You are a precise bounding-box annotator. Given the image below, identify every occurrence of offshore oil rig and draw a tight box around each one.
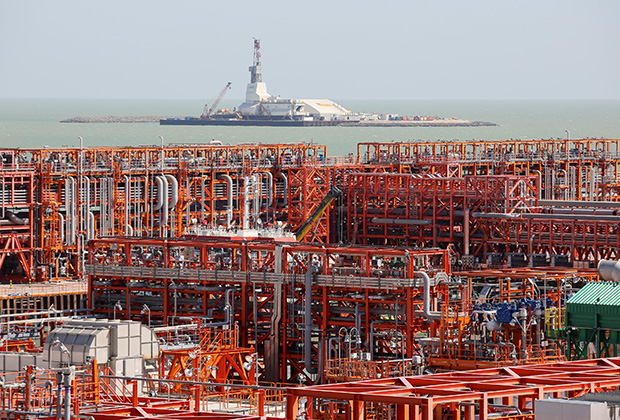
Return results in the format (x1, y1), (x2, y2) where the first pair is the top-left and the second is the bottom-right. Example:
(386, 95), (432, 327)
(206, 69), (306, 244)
(1, 138), (620, 419)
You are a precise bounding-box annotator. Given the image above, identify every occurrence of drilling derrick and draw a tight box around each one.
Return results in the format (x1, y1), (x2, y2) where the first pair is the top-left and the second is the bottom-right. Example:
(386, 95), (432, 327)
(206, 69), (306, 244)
(249, 38), (262, 83)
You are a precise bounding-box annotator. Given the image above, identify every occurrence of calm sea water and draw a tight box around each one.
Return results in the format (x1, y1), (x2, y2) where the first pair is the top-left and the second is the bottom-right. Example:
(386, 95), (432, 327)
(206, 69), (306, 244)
(1, 99), (619, 156)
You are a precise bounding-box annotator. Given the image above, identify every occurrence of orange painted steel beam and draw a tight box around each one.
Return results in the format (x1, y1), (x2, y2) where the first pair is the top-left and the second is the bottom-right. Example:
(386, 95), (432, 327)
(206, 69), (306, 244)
(87, 236), (450, 384)
(287, 357), (620, 420)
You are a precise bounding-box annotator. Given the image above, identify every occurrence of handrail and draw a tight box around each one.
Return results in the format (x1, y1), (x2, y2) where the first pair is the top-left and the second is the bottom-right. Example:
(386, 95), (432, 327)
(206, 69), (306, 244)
(86, 264), (435, 291)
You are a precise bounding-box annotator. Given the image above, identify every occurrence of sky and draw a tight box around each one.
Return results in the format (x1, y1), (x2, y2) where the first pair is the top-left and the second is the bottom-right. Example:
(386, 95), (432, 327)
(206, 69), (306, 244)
(1, 0), (619, 100)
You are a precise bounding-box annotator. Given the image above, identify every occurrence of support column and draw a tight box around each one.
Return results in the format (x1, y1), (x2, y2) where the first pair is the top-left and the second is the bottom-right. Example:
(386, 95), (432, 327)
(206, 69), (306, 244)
(421, 398), (433, 420)
(286, 392), (299, 420)
(397, 403), (410, 420)
(464, 402), (475, 420)
(351, 400), (364, 420)
(479, 395), (488, 420)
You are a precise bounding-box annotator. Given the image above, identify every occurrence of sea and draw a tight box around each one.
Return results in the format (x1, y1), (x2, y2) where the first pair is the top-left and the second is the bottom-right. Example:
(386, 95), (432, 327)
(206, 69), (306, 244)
(1, 98), (620, 156)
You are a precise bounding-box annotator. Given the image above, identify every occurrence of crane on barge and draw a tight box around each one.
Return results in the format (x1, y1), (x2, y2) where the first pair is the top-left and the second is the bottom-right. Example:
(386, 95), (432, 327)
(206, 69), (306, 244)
(201, 81), (232, 119)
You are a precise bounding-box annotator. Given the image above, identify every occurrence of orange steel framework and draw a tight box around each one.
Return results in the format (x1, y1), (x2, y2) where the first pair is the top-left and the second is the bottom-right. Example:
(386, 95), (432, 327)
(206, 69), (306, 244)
(86, 236), (450, 384)
(342, 172), (539, 251)
(0, 362), (283, 420)
(2, 143), (334, 281)
(158, 326), (257, 395)
(0, 150), (35, 280)
(4, 138), (620, 282)
(287, 357), (620, 420)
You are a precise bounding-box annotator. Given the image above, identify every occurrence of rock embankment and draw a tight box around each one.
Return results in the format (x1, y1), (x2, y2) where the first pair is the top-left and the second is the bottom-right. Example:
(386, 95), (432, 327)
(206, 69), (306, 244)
(60, 116), (178, 123)
(345, 120), (497, 127)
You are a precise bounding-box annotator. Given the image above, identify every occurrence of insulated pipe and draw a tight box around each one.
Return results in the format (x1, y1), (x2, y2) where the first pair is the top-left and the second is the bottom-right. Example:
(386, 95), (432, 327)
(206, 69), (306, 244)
(99, 178), (106, 236)
(161, 176), (168, 236)
(124, 175), (131, 236)
(414, 271), (442, 320)
(264, 172), (273, 208)
(71, 177), (77, 244)
(539, 199), (620, 209)
(370, 217), (432, 225)
(58, 213), (65, 245)
(550, 208), (617, 216)
(203, 288), (235, 328)
(243, 176), (250, 229)
(84, 176), (91, 239)
(154, 176), (165, 211)
(253, 174), (260, 223)
(165, 175), (178, 209)
(4, 211), (26, 225)
(598, 260), (620, 282)
(155, 176), (168, 236)
(305, 265), (320, 374)
(64, 384), (70, 420)
(464, 208), (470, 255)
(87, 212), (95, 241)
(64, 178), (74, 246)
(219, 174), (234, 228)
(0, 177), (4, 219)
(201, 176), (207, 223)
(165, 174), (178, 236)
(280, 173), (288, 206)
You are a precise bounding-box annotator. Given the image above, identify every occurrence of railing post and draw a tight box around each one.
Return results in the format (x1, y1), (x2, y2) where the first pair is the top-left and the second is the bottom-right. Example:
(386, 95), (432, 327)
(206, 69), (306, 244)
(129, 380), (138, 407)
(25, 365), (32, 411)
(257, 389), (265, 416)
(194, 385), (201, 412)
(88, 359), (99, 406)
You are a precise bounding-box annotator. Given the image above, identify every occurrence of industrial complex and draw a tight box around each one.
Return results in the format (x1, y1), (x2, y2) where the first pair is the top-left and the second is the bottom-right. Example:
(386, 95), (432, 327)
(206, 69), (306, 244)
(1, 137), (620, 419)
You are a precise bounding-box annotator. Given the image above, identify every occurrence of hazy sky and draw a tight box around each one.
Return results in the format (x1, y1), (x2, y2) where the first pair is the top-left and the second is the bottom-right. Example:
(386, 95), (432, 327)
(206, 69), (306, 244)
(1, 0), (619, 100)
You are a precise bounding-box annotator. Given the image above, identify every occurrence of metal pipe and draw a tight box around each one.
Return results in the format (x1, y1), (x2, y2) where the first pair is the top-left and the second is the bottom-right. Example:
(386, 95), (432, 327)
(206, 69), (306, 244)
(71, 177), (77, 244)
(243, 176), (250, 229)
(154, 176), (165, 211)
(201, 176), (206, 222)
(414, 271), (441, 320)
(99, 178), (106, 236)
(305, 265), (319, 374)
(464, 208), (470, 255)
(87, 212), (95, 241)
(370, 217), (432, 225)
(279, 173), (288, 206)
(64, 385), (70, 420)
(264, 172), (273, 208)
(203, 289), (234, 328)
(523, 213), (620, 222)
(598, 260), (620, 282)
(55, 384), (62, 420)
(219, 174), (234, 228)
(84, 176), (91, 240)
(124, 175), (131, 235)
(253, 174), (260, 224)
(0, 177), (4, 219)
(4, 210), (26, 225)
(58, 213), (65, 244)
(165, 175), (178, 236)
(156, 176), (168, 236)
(539, 199), (620, 209)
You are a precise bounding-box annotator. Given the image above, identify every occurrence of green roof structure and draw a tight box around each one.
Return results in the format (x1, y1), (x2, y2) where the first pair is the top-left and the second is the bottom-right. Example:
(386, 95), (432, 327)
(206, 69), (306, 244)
(566, 281), (620, 359)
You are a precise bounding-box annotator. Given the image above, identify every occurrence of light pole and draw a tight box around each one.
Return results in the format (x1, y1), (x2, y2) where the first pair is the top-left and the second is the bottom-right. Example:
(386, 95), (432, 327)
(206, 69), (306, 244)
(52, 337), (71, 367)
(113, 301), (122, 320)
(348, 327), (361, 359)
(565, 130), (570, 141)
(337, 327), (348, 368)
(141, 304), (151, 327)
